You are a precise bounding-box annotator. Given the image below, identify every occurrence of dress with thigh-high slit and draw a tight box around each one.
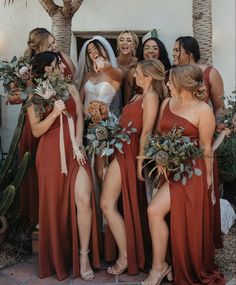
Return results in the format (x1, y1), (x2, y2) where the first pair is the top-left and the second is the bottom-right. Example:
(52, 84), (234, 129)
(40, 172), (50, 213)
(159, 100), (225, 285)
(105, 96), (150, 274)
(36, 96), (100, 280)
(19, 55), (74, 225)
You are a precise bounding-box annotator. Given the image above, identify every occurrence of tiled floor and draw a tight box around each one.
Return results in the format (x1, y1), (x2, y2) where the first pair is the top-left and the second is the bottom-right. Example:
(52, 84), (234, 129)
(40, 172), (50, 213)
(0, 255), (172, 285)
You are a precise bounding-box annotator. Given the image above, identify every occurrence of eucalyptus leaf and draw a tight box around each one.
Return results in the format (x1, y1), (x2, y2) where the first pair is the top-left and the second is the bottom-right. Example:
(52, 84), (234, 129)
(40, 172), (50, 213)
(182, 176), (187, 185)
(194, 168), (202, 176)
(173, 172), (181, 182)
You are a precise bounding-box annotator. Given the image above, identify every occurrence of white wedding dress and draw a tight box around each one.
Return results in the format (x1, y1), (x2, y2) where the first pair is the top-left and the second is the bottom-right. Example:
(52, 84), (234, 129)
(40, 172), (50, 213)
(84, 80), (117, 109)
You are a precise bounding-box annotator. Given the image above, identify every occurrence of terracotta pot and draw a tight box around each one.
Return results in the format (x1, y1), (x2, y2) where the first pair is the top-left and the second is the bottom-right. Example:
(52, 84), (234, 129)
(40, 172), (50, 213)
(0, 216), (7, 245)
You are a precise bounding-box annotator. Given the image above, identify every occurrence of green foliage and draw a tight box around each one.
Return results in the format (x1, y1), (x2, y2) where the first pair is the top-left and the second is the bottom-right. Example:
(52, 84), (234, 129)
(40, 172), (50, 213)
(143, 127), (204, 185)
(86, 113), (137, 157)
(217, 134), (236, 182)
(0, 56), (30, 93)
(216, 90), (236, 182)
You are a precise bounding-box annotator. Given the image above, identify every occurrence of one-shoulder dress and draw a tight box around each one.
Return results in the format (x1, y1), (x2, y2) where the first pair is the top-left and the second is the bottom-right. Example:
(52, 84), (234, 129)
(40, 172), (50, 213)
(159, 100), (225, 285)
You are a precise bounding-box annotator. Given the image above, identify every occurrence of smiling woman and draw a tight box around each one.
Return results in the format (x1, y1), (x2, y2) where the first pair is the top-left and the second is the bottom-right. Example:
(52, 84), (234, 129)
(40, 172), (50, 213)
(116, 31), (139, 105)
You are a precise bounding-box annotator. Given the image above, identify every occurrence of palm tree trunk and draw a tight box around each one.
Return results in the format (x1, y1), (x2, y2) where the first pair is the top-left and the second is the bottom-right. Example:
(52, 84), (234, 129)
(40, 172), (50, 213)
(192, 0), (212, 64)
(51, 12), (72, 54)
(39, 0), (84, 55)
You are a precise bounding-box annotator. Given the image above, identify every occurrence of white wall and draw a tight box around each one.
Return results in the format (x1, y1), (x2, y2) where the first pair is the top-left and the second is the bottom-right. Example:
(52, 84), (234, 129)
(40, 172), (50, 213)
(0, 0), (235, 95)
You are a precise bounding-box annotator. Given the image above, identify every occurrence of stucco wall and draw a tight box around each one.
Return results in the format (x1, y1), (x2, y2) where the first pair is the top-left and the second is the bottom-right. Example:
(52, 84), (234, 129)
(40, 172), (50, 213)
(0, 0), (235, 95)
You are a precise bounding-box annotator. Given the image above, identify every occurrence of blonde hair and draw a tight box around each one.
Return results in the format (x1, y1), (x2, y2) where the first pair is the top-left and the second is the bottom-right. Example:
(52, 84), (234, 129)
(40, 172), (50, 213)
(24, 28), (51, 59)
(170, 64), (207, 101)
(117, 31), (139, 56)
(138, 58), (167, 101)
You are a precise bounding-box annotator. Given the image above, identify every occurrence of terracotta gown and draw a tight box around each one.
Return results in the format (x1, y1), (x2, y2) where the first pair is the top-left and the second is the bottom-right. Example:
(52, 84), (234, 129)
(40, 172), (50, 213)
(203, 66), (223, 249)
(19, 55), (73, 225)
(36, 96), (100, 280)
(159, 100), (225, 285)
(105, 96), (150, 274)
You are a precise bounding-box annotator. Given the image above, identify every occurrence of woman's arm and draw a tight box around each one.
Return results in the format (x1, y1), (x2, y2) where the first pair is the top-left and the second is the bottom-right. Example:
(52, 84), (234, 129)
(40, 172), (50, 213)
(60, 51), (76, 76)
(27, 98), (65, 138)
(198, 103), (216, 189)
(209, 67), (225, 117)
(137, 92), (160, 181)
(94, 57), (123, 82)
(69, 85), (84, 146)
(124, 67), (136, 105)
(69, 84), (87, 166)
(154, 97), (170, 134)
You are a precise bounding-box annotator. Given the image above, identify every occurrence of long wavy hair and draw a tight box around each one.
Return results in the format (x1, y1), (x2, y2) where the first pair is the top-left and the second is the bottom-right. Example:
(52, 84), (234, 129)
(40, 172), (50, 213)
(139, 37), (171, 71)
(24, 28), (51, 60)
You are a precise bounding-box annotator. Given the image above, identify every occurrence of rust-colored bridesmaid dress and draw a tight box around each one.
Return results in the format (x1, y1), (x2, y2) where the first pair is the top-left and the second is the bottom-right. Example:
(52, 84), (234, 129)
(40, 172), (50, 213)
(105, 96), (150, 275)
(19, 55), (73, 225)
(36, 96), (100, 280)
(203, 66), (223, 249)
(159, 100), (225, 285)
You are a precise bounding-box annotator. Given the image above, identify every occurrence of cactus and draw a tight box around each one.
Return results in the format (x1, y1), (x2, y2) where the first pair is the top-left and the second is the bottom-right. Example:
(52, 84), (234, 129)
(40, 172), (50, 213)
(0, 107), (26, 187)
(12, 152), (31, 189)
(0, 185), (15, 216)
(0, 152), (31, 216)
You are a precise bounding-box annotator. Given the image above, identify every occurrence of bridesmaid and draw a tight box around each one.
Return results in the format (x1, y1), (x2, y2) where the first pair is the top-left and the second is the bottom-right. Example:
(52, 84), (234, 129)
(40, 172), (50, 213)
(172, 36), (225, 248)
(142, 64), (225, 285)
(116, 31), (139, 105)
(8, 27), (76, 226)
(27, 51), (100, 281)
(101, 58), (167, 275)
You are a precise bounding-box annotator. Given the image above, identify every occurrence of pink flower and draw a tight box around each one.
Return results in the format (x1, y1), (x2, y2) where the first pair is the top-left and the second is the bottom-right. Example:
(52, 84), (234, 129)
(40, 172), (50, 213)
(15, 65), (31, 80)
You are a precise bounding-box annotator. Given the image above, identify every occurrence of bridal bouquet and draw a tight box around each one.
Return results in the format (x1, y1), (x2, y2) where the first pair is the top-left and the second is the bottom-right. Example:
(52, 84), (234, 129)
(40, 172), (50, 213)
(86, 113), (137, 157)
(85, 100), (109, 127)
(25, 73), (72, 118)
(142, 127), (203, 185)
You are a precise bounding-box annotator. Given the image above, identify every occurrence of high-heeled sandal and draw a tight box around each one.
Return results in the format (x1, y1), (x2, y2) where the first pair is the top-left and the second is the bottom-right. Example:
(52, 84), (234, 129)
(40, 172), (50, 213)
(107, 259), (128, 275)
(142, 265), (173, 285)
(80, 250), (95, 281)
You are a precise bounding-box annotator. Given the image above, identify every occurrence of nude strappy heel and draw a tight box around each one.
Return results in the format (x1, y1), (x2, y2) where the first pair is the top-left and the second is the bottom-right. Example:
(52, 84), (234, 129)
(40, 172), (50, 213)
(79, 250), (95, 281)
(142, 265), (173, 285)
(107, 259), (128, 275)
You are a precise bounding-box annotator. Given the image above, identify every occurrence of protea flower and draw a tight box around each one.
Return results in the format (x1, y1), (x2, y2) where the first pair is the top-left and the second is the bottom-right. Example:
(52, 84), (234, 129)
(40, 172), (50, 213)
(155, 150), (169, 166)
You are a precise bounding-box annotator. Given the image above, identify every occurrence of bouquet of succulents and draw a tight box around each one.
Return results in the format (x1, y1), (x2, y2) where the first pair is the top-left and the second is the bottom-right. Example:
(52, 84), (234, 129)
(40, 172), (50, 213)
(24, 73), (72, 118)
(142, 126), (204, 185)
(0, 55), (31, 99)
(86, 112), (137, 157)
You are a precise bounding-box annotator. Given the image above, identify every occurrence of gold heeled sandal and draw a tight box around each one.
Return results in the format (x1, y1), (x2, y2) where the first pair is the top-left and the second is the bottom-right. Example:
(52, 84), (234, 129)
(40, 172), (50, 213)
(80, 250), (95, 281)
(142, 265), (173, 285)
(107, 259), (128, 275)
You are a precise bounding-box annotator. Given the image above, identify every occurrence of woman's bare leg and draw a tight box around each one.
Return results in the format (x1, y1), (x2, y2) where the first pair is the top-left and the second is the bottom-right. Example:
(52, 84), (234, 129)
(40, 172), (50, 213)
(74, 167), (93, 278)
(143, 182), (171, 285)
(95, 155), (107, 183)
(100, 158), (127, 272)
